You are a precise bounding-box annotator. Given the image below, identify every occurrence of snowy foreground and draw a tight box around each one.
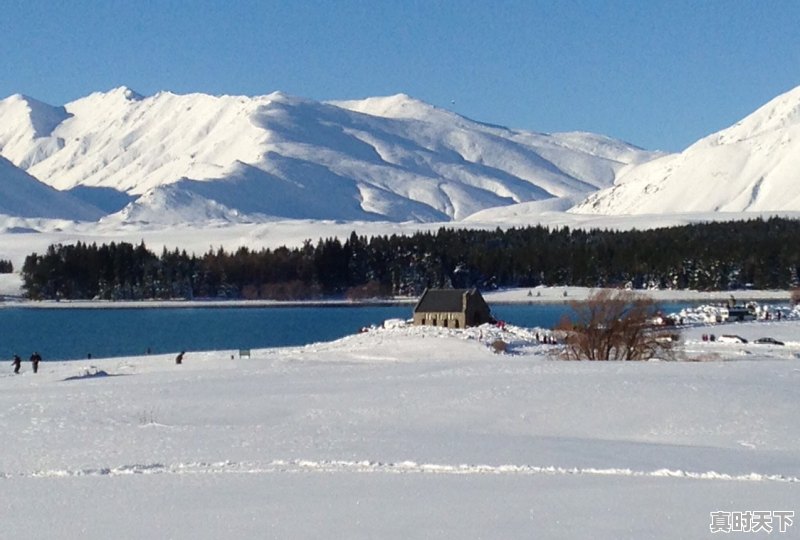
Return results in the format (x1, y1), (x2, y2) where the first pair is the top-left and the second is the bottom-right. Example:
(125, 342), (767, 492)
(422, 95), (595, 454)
(2, 321), (799, 539)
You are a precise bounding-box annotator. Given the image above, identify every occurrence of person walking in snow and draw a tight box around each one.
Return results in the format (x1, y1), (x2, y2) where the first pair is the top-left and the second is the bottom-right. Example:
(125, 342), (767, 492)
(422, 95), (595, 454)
(175, 351), (185, 365)
(30, 352), (41, 374)
(11, 354), (21, 374)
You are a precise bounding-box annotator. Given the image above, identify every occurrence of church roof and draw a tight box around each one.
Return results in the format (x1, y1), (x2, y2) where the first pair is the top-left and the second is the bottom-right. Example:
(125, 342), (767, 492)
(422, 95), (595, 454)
(414, 288), (476, 313)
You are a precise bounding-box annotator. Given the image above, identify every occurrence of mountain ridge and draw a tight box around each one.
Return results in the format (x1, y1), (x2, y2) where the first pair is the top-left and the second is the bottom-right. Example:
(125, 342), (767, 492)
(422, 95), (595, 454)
(0, 87), (654, 223)
(4, 84), (800, 224)
(571, 84), (800, 215)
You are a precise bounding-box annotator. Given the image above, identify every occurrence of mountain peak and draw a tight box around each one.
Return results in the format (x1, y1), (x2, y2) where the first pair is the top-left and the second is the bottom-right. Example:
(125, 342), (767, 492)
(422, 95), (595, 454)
(704, 84), (800, 147)
(69, 86), (145, 107)
(571, 84), (800, 216)
(329, 93), (444, 120)
(2, 92), (58, 110)
(110, 86), (145, 101)
(5, 93), (33, 104)
(0, 93), (70, 141)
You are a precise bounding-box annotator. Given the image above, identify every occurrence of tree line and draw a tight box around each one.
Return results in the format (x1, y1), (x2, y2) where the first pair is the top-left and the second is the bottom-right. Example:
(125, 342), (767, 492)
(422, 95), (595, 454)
(0, 259), (12, 273)
(19, 217), (800, 300)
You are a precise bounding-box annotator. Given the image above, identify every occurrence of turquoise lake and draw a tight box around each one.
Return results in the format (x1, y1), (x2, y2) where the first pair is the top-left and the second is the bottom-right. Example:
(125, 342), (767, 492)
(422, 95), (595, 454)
(1, 302), (695, 362)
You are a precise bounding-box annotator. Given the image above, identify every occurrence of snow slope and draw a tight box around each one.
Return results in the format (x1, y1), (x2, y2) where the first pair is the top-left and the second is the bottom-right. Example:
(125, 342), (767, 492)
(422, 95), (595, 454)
(0, 156), (102, 220)
(1, 321), (798, 539)
(0, 88), (654, 223)
(572, 84), (800, 215)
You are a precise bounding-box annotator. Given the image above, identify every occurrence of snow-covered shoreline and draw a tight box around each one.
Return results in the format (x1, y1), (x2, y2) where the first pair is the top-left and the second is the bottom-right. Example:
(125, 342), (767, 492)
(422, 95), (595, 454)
(484, 286), (791, 304)
(1, 285), (791, 309)
(0, 296), (416, 309)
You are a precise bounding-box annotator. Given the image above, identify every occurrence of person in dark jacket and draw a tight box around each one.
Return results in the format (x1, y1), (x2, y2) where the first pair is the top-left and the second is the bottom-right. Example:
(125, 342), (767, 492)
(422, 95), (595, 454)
(12, 354), (22, 374)
(175, 351), (185, 365)
(30, 352), (41, 374)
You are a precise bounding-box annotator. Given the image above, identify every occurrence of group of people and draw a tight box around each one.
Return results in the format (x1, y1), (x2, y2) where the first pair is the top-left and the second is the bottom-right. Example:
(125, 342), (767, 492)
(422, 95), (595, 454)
(11, 352), (42, 374)
(11, 350), (186, 373)
(533, 332), (558, 345)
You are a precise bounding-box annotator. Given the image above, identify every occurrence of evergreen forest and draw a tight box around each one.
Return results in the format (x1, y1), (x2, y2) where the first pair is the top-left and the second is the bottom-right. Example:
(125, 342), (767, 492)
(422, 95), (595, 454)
(19, 217), (800, 301)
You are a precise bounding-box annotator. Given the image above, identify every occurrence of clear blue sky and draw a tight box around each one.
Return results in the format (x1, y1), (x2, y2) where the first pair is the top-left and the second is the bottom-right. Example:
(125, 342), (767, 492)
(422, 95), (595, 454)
(2, 0), (799, 152)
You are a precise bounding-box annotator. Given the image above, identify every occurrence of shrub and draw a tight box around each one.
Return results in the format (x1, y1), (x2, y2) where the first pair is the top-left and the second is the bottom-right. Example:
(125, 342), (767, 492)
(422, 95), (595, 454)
(345, 280), (391, 301)
(259, 280), (321, 301)
(555, 289), (676, 361)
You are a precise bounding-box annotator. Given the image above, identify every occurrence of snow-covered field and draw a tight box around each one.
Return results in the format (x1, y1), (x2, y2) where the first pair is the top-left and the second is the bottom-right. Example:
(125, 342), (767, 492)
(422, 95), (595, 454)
(2, 320), (798, 539)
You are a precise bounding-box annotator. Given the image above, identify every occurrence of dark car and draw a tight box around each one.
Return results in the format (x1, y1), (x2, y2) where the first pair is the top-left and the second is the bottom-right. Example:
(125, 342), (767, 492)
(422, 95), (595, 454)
(754, 337), (785, 346)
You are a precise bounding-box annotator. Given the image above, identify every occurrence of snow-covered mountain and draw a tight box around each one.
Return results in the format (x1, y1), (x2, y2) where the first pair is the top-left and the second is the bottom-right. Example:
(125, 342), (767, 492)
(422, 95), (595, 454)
(0, 155), (102, 220)
(572, 85), (800, 215)
(0, 88), (653, 223)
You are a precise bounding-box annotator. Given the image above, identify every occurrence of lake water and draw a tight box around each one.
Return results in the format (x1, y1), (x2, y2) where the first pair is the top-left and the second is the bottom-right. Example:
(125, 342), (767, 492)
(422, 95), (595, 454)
(1, 302), (695, 362)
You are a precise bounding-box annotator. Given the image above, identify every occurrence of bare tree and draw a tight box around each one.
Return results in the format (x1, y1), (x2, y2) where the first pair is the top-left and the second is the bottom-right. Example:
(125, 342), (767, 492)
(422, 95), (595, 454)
(555, 290), (676, 361)
(791, 288), (800, 305)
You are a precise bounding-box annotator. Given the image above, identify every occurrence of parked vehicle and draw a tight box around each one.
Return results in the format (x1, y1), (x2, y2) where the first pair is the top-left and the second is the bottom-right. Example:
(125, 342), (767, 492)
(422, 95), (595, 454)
(717, 334), (748, 344)
(722, 306), (756, 322)
(754, 337), (784, 346)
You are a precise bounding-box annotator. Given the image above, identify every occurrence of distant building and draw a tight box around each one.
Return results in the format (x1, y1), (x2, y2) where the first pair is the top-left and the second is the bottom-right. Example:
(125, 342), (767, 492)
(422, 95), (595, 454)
(412, 288), (492, 328)
(724, 305), (756, 322)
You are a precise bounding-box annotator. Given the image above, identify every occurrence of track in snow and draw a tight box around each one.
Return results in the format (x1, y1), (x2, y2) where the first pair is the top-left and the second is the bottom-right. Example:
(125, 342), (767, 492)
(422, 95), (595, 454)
(3, 459), (798, 484)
